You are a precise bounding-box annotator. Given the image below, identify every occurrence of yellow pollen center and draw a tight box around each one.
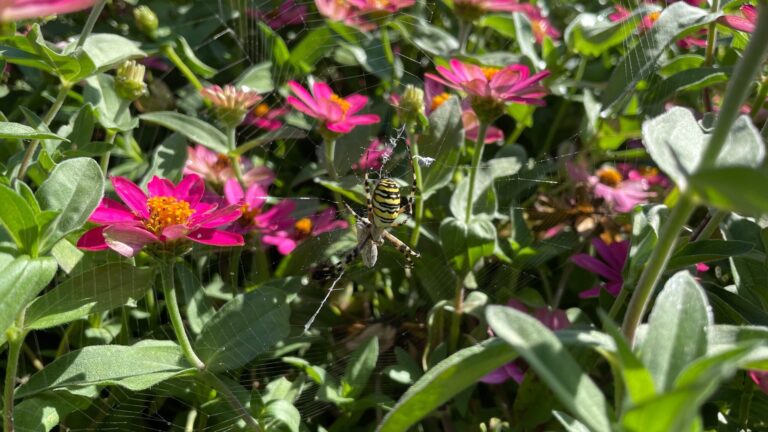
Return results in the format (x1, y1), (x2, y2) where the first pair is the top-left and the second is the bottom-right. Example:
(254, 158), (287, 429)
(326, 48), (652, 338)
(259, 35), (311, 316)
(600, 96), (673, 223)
(145, 196), (195, 235)
(647, 11), (661, 23)
(431, 92), (451, 111)
(294, 217), (313, 237)
(480, 66), (501, 80)
(253, 103), (270, 117)
(240, 203), (261, 222)
(329, 93), (351, 115)
(597, 167), (623, 187)
(639, 166), (659, 177)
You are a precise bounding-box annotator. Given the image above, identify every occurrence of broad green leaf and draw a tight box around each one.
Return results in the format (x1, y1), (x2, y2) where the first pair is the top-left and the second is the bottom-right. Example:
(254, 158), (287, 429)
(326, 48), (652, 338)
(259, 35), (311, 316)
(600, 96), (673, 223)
(194, 287), (290, 372)
(49, 239), (83, 274)
(640, 271), (711, 392)
(83, 74), (137, 131)
(668, 239), (753, 269)
(486, 305), (613, 432)
(16, 340), (191, 399)
(342, 336), (379, 398)
(289, 26), (334, 75)
(688, 167), (768, 216)
(175, 36), (216, 78)
(642, 107), (764, 189)
(643, 67), (731, 110)
(565, 7), (650, 57)
(140, 111), (228, 154)
(0, 255), (57, 344)
(392, 17), (459, 56)
(0, 122), (67, 141)
(621, 387), (704, 432)
(376, 338), (516, 432)
(626, 205), (668, 289)
(62, 104), (96, 152)
(237, 62), (274, 93)
(140, 132), (188, 186)
(258, 22), (290, 67)
(25, 263), (153, 330)
(35, 158), (104, 252)
(601, 3), (721, 115)
(417, 97), (464, 199)
(708, 325), (768, 352)
(553, 411), (592, 432)
(74, 33), (146, 72)
(262, 399), (301, 432)
(439, 217), (496, 272)
(0, 185), (39, 252)
(14, 390), (93, 432)
(598, 311), (656, 404)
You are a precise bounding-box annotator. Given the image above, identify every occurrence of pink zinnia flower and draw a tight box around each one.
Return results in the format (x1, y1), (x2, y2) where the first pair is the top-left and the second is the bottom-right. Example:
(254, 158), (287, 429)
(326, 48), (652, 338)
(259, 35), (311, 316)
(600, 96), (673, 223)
(223, 179), (296, 235)
(184, 144), (275, 188)
(526, 7), (560, 43)
(719, 4), (757, 33)
(244, 103), (288, 131)
(481, 299), (570, 384)
(348, 0), (414, 14)
(352, 138), (394, 171)
(262, 207), (348, 255)
(609, 5), (632, 22)
(750, 371), (768, 394)
(77, 174), (244, 257)
(568, 163), (655, 213)
(453, 0), (534, 21)
(423, 77), (505, 143)
(286, 81), (380, 135)
(571, 238), (629, 298)
(247, 0), (307, 29)
(315, 0), (372, 29)
(0, 0), (97, 21)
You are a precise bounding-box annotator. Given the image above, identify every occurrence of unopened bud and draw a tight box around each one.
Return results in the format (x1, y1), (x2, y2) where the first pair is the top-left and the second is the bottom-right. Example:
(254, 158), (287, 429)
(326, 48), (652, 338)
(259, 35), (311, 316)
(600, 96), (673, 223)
(115, 60), (148, 101)
(134, 5), (159, 38)
(398, 85), (426, 126)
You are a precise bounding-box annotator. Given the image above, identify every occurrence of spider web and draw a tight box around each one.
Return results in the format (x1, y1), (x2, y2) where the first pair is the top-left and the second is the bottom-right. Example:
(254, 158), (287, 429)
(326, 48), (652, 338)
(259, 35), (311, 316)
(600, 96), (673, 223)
(14, 0), (693, 429)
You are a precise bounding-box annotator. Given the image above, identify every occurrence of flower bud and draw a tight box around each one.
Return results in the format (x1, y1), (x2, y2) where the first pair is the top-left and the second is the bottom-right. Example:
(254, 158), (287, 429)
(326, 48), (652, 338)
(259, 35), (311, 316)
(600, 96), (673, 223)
(398, 85), (426, 126)
(200, 85), (262, 129)
(133, 5), (159, 39)
(115, 60), (148, 101)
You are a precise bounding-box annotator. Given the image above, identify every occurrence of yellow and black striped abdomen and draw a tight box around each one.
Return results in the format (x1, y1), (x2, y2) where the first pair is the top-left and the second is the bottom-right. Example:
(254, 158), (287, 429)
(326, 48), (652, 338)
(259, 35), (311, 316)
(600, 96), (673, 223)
(372, 178), (401, 226)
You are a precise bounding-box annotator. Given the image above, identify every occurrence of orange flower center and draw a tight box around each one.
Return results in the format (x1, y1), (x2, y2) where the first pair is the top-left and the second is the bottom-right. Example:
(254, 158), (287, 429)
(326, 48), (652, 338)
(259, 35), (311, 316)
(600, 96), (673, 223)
(253, 103), (270, 117)
(146, 196), (195, 235)
(430, 92), (451, 111)
(214, 154), (230, 170)
(480, 66), (501, 80)
(647, 11), (661, 24)
(639, 166), (659, 177)
(329, 93), (351, 115)
(294, 217), (313, 237)
(240, 203), (261, 222)
(597, 167), (623, 187)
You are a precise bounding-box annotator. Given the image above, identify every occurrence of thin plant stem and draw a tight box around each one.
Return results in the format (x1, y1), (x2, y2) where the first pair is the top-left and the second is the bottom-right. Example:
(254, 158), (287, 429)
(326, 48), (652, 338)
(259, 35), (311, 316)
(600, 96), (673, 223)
(738, 372), (755, 428)
(100, 130), (118, 174)
(74, 0), (108, 50)
(750, 76), (768, 119)
(448, 279), (465, 353)
(465, 122), (489, 223)
(15, 82), (72, 181)
(185, 408), (198, 432)
(408, 128), (425, 245)
(161, 44), (205, 93)
(504, 121), (526, 146)
(691, 209), (727, 242)
(253, 236), (272, 283)
(159, 259), (205, 370)
(227, 127), (245, 187)
(324, 138), (338, 180)
(702, 0), (721, 112)
(199, 371), (261, 431)
(3, 312), (26, 432)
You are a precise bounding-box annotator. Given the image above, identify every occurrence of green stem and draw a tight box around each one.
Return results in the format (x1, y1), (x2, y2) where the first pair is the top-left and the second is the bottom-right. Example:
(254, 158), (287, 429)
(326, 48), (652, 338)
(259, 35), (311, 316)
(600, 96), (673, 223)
(408, 130), (425, 246)
(198, 371), (261, 431)
(3, 313), (26, 432)
(702, 0), (720, 112)
(323, 138), (338, 180)
(74, 0), (108, 51)
(458, 20), (472, 54)
(621, 195), (696, 342)
(448, 279), (464, 354)
(185, 408), (198, 432)
(15, 82), (72, 181)
(100, 130), (118, 174)
(253, 236), (271, 283)
(227, 127), (245, 187)
(465, 122), (488, 224)
(738, 372), (755, 428)
(159, 260), (205, 370)
(608, 281), (631, 321)
(504, 121), (526, 146)
(161, 44), (205, 92)
(750, 77), (768, 119)
(691, 209), (727, 242)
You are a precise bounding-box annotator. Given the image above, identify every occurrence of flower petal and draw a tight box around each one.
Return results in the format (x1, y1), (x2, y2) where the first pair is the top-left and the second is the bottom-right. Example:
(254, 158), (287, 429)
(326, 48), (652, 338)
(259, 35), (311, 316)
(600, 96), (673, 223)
(76, 226), (109, 251)
(191, 205), (243, 228)
(174, 174), (205, 206)
(288, 81), (320, 112)
(570, 253), (619, 281)
(111, 176), (149, 218)
(103, 225), (159, 257)
(147, 176), (174, 197)
(187, 228), (244, 247)
(224, 178), (245, 205)
(89, 198), (138, 224)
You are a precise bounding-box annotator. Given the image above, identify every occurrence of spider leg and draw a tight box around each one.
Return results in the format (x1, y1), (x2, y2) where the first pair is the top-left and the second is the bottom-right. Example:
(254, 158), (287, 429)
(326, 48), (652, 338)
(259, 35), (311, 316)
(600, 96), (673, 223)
(404, 140), (419, 218)
(382, 230), (420, 266)
(364, 169), (375, 222)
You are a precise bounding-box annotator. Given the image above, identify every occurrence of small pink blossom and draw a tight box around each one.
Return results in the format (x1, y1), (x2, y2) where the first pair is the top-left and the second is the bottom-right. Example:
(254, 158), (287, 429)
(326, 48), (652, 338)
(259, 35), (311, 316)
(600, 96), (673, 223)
(244, 103), (288, 131)
(0, 0), (97, 21)
(719, 4), (757, 33)
(568, 163), (655, 213)
(571, 238), (629, 298)
(247, 0), (307, 29)
(223, 178), (296, 235)
(353, 138), (394, 171)
(286, 80), (380, 135)
(315, 0), (372, 29)
(423, 77), (505, 143)
(262, 207), (348, 255)
(348, 0), (414, 14)
(77, 174), (244, 257)
(750, 371), (768, 394)
(184, 144), (275, 188)
(526, 7), (560, 43)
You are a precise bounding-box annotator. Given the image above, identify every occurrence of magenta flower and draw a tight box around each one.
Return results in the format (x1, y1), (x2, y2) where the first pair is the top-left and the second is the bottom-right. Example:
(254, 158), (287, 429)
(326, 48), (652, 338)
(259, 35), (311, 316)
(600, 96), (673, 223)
(719, 4), (757, 33)
(526, 7), (560, 43)
(223, 178), (296, 235)
(453, 0), (534, 21)
(481, 300), (570, 384)
(422, 77), (504, 143)
(750, 371), (768, 394)
(568, 162), (655, 213)
(571, 238), (629, 298)
(262, 207), (348, 255)
(77, 174), (244, 257)
(184, 144), (275, 188)
(244, 103), (288, 131)
(315, 0), (372, 30)
(0, 0), (97, 21)
(348, 0), (414, 14)
(352, 138), (394, 171)
(617, 163), (670, 189)
(247, 0), (307, 29)
(286, 81), (380, 134)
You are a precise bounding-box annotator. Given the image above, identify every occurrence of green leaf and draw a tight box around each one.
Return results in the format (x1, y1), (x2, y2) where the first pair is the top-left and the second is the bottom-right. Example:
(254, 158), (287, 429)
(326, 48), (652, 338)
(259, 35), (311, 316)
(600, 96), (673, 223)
(643, 67), (731, 109)
(232, 127), (306, 156)
(565, 7), (649, 57)
(376, 338), (516, 432)
(486, 305), (613, 432)
(194, 287), (290, 372)
(83, 74), (137, 131)
(0, 185), (39, 253)
(259, 22), (290, 66)
(342, 336), (379, 398)
(35, 158), (104, 253)
(668, 239), (753, 269)
(139, 111), (228, 154)
(16, 340), (192, 399)
(237, 62), (274, 93)
(140, 132), (188, 186)
(392, 17), (459, 56)
(0, 255), (57, 343)
(598, 311), (656, 404)
(601, 3), (721, 115)
(262, 399), (301, 432)
(174, 36), (216, 78)
(14, 390), (93, 432)
(289, 26), (334, 75)
(688, 167), (768, 216)
(0, 122), (68, 141)
(75, 33), (146, 72)
(640, 271), (711, 392)
(25, 263), (154, 330)
(642, 107), (764, 189)
(439, 217), (496, 272)
(418, 97), (464, 199)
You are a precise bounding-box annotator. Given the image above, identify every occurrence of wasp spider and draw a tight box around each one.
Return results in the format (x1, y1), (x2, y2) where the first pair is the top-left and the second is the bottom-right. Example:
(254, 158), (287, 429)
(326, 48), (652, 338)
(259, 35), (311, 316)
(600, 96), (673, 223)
(312, 146), (421, 281)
